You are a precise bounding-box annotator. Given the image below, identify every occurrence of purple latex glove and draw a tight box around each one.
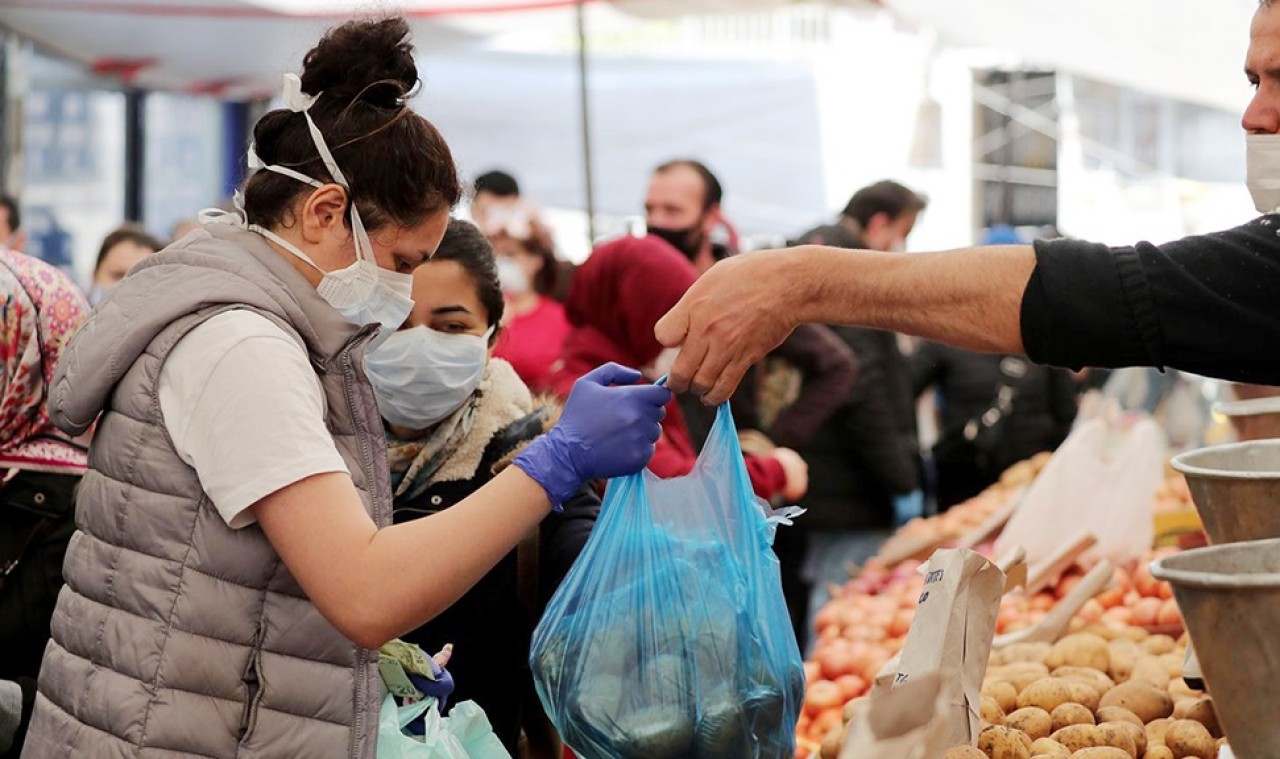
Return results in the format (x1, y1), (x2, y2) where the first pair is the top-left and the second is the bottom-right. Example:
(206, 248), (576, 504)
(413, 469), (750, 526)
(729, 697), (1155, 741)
(514, 363), (670, 509)
(404, 658), (455, 735)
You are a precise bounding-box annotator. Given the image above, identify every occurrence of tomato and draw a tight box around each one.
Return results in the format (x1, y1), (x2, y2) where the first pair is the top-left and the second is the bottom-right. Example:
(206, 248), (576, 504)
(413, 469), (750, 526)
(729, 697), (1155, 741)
(834, 673), (868, 700)
(804, 679), (843, 716)
(1157, 598), (1183, 628)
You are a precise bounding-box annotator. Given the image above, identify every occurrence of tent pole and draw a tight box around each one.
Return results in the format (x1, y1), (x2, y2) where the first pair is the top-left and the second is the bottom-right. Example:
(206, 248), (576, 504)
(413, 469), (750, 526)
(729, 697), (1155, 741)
(575, 0), (597, 243)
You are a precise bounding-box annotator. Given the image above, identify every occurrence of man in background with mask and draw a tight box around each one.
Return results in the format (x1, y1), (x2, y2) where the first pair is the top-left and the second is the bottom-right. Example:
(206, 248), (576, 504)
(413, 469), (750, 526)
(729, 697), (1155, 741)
(657, 1), (1280, 410)
(0, 196), (25, 253)
(645, 159), (734, 273)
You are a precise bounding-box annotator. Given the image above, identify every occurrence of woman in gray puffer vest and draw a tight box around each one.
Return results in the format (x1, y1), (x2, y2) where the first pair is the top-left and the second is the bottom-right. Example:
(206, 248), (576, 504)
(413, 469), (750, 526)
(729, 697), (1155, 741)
(21, 18), (670, 759)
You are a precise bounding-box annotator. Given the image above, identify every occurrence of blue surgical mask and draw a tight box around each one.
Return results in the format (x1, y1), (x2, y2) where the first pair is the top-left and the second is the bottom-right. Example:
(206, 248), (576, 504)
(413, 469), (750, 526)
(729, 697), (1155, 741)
(365, 325), (494, 430)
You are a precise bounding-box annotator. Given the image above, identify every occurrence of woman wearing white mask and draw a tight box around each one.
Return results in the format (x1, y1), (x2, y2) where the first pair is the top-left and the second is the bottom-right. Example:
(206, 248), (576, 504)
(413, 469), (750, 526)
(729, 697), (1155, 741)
(483, 203), (570, 392)
(366, 219), (596, 753)
(22, 18), (668, 759)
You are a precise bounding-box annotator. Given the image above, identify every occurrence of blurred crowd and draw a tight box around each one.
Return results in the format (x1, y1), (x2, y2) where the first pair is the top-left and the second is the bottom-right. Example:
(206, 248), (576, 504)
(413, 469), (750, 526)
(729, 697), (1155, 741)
(0, 164), (1097, 756)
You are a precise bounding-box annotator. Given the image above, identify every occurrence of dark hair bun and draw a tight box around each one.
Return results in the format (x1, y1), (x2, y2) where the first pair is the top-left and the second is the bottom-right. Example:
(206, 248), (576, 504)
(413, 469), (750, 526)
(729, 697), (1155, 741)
(300, 17), (418, 107)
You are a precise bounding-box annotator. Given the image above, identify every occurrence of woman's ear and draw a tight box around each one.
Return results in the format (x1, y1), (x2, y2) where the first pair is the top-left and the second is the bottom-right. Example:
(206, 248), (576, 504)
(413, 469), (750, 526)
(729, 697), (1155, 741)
(300, 184), (351, 244)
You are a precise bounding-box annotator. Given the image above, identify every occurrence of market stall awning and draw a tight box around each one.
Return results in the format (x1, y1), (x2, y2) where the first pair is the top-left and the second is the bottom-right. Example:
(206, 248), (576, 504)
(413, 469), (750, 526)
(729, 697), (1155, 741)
(0, 0), (870, 96)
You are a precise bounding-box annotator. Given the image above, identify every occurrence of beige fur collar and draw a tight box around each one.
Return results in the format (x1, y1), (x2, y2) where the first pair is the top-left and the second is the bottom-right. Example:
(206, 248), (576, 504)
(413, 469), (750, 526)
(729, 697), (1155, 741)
(430, 358), (534, 483)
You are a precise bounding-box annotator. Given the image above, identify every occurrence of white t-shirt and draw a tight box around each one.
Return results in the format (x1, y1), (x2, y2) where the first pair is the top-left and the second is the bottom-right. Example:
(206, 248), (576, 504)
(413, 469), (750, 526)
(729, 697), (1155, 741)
(158, 310), (350, 529)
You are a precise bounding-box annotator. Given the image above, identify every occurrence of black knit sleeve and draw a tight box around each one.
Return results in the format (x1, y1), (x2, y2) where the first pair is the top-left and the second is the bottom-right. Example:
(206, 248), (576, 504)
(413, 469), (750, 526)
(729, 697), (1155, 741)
(1021, 216), (1280, 384)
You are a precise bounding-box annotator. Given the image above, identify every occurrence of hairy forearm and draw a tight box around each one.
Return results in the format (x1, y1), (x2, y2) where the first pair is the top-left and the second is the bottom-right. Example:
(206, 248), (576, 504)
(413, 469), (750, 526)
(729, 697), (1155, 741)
(785, 244), (1035, 353)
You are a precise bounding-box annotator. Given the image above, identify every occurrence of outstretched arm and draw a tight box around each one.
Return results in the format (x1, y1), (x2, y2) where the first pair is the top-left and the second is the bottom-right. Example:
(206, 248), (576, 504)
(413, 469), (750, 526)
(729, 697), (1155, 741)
(656, 244), (1034, 404)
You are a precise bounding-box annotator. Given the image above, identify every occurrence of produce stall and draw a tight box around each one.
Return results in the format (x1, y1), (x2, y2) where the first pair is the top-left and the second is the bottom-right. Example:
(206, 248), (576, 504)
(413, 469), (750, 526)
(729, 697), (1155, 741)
(793, 415), (1228, 759)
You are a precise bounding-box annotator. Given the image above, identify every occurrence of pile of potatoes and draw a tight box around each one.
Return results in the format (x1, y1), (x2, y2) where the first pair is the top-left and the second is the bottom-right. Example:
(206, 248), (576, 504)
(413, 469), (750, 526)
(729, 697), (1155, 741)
(946, 626), (1225, 759)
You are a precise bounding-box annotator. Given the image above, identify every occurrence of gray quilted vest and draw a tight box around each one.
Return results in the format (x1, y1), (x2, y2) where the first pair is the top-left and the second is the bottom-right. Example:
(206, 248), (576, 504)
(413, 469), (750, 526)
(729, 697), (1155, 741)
(22, 223), (391, 758)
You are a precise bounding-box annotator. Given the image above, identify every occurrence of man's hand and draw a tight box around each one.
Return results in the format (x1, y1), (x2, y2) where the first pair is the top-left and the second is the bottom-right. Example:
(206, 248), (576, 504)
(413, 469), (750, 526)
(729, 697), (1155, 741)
(655, 249), (807, 404)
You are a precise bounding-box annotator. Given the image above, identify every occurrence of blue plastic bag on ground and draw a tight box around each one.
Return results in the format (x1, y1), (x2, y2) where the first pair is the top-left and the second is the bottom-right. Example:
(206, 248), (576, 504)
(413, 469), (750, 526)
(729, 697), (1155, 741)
(529, 402), (805, 759)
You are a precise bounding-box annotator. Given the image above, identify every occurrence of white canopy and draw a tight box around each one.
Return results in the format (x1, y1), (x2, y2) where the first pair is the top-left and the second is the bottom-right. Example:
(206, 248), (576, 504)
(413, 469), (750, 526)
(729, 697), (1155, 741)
(0, 0), (1259, 111)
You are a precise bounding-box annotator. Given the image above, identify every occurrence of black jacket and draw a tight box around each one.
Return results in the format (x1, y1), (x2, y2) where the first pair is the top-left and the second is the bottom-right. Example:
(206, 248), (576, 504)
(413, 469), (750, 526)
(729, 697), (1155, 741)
(796, 326), (920, 530)
(912, 343), (1078, 476)
(393, 407), (598, 754)
(0, 470), (80, 757)
(1022, 217), (1280, 383)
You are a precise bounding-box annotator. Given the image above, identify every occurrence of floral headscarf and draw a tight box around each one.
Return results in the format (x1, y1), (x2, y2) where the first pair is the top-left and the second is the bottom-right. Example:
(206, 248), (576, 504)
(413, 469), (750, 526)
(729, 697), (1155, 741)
(0, 250), (89, 474)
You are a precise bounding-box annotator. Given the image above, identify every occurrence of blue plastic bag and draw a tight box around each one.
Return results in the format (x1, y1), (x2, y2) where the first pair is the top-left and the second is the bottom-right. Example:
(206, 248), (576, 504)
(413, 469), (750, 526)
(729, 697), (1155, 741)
(529, 402), (805, 759)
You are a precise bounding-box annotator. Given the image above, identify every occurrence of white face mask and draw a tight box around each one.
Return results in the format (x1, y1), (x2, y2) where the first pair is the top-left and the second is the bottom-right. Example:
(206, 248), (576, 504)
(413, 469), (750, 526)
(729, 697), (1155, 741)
(365, 325), (494, 430)
(202, 73), (413, 341)
(496, 256), (530, 296)
(1247, 133), (1280, 214)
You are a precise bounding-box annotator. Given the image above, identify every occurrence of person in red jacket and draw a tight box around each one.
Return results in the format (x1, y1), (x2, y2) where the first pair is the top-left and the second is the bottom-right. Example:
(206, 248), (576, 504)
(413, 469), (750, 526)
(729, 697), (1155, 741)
(483, 202), (570, 391)
(549, 234), (807, 502)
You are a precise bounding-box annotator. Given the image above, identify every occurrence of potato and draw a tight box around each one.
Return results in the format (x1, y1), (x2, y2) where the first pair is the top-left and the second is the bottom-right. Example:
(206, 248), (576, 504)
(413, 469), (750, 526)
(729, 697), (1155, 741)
(1052, 725), (1107, 752)
(1100, 721), (1147, 757)
(979, 725), (1033, 759)
(1054, 667), (1116, 694)
(1069, 749), (1131, 759)
(1079, 624), (1121, 642)
(984, 695), (1008, 725)
(944, 747), (987, 759)
(1140, 635), (1177, 657)
(1159, 655), (1185, 679)
(1181, 698), (1220, 739)
(1051, 703), (1096, 733)
(1019, 679), (1075, 713)
(1099, 680), (1175, 724)
(1167, 678), (1200, 701)
(1029, 738), (1072, 757)
(1007, 707), (1055, 741)
(1144, 747), (1174, 759)
(1164, 719), (1215, 759)
(1108, 640), (1142, 683)
(1171, 699), (1197, 721)
(996, 642), (1053, 666)
(1095, 707), (1144, 729)
(1130, 658), (1172, 688)
(1066, 681), (1103, 713)
(1095, 722), (1138, 758)
(993, 663), (1053, 693)
(1115, 626), (1149, 643)
(1146, 719), (1173, 748)
(985, 680), (1020, 714)
(1047, 634), (1111, 672)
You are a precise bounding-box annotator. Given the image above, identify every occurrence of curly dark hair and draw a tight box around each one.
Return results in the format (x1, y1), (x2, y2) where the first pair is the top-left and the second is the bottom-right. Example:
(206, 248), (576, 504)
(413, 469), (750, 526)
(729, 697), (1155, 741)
(243, 17), (462, 234)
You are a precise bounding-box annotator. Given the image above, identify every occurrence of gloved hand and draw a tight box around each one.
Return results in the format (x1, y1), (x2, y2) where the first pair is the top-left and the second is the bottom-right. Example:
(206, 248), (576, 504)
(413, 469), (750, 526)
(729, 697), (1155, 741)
(892, 489), (925, 528)
(407, 661), (455, 711)
(515, 363), (670, 509)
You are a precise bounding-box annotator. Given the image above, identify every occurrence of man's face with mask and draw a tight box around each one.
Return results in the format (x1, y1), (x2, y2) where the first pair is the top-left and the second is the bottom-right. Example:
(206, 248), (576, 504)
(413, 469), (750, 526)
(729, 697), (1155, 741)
(645, 165), (717, 262)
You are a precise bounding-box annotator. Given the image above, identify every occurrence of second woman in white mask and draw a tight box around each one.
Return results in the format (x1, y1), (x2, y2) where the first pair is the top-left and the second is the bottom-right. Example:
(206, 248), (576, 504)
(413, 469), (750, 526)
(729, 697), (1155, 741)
(365, 219), (597, 753)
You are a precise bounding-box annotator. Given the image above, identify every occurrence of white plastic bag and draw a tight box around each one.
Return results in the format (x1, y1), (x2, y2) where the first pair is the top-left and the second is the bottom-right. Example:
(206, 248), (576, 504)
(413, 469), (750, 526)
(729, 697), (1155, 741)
(995, 416), (1165, 566)
(375, 694), (510, 759)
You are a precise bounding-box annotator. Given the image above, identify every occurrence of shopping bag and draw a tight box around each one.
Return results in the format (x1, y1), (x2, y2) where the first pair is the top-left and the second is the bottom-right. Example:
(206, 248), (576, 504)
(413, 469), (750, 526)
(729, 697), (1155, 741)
(375, 693), (510, 759)
(529, 402), (805, 759)
(994, 416), (1165, 566)
(838, 672), (950, 759)
(887, 548), (1006, 748)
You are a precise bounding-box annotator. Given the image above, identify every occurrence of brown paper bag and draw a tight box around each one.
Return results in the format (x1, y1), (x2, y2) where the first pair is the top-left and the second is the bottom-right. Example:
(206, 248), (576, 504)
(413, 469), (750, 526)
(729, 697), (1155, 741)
(889, 548), (1005, 749)
(837, 672), (948, 759)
